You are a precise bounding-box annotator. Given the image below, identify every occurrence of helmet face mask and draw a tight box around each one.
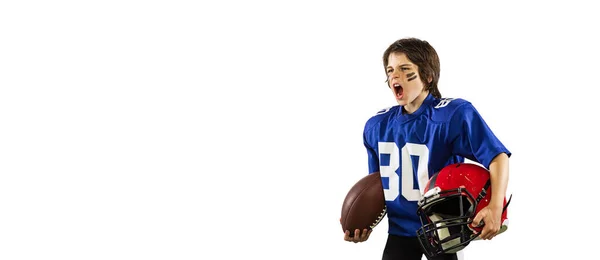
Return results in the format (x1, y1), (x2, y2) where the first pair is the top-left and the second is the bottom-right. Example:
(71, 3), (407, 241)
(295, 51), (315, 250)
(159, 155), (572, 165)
(416, 187), (479, 257)
(416, 163), (511, 258)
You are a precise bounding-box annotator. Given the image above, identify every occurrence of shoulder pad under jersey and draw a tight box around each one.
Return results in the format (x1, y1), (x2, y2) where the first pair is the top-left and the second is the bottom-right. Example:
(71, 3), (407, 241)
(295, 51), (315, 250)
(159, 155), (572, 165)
(365, 105), (398, 130)
(430, 97), (471, 123)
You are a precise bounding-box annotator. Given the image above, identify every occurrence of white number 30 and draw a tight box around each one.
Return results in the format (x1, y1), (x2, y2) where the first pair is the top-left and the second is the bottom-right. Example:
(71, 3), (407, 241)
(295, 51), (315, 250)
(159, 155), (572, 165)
(378, 142), (430, 201)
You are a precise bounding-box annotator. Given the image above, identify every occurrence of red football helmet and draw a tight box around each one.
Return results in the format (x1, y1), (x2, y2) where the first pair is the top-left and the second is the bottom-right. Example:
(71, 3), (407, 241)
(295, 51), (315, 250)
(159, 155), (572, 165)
(416, 163), (512, 257)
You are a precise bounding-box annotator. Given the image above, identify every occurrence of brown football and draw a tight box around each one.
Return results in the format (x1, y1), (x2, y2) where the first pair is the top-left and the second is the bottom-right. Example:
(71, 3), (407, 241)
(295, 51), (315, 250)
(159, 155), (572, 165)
(341, 172), (386, 236)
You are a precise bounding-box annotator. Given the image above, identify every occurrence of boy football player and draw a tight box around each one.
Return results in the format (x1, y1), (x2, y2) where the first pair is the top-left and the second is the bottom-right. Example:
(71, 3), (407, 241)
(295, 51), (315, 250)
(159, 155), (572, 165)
(343, 38), (511, 260)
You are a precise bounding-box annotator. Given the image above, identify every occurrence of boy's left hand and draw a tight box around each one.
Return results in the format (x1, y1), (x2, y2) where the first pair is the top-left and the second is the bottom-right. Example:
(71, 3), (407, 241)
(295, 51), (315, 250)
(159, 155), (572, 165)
(472, 204), (502, 240)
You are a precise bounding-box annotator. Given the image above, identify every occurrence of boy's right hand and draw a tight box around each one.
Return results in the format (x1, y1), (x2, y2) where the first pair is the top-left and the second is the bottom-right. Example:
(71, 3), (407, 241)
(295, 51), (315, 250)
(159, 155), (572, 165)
(344, 228), (372, 243)
(340, 218), (371, 243)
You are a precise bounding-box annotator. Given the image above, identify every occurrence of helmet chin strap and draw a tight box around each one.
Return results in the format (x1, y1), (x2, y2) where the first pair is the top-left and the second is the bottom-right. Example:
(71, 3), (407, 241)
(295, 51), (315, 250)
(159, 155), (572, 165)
(475, 179), (491, 204)
(502, 194), (513, 213)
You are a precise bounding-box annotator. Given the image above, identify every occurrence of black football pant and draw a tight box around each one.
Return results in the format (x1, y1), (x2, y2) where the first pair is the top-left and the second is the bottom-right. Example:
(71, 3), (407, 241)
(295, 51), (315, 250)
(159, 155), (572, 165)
(382, 234), (460, 260)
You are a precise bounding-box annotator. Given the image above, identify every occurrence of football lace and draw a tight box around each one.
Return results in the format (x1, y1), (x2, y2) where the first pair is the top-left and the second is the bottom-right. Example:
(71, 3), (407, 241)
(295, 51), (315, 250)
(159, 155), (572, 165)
(370, 206), (387, 229)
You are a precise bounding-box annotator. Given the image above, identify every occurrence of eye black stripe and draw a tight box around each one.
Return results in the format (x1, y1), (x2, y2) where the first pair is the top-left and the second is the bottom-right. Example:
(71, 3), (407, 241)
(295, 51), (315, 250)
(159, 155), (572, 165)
(407, 73), (417, 81)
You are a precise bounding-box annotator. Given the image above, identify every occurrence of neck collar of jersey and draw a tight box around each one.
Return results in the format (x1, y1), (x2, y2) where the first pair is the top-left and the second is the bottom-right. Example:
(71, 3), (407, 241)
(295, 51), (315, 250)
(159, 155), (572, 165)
(397, 93), (435, 122)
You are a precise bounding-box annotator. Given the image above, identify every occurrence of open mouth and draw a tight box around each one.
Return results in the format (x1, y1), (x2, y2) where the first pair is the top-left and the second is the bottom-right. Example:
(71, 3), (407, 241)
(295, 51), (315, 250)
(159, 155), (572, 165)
(393, 83), (403, 99)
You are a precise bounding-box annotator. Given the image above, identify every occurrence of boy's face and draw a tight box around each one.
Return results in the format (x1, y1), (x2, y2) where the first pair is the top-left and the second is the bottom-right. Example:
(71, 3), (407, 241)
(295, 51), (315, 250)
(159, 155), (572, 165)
(386, 52), (428, 110)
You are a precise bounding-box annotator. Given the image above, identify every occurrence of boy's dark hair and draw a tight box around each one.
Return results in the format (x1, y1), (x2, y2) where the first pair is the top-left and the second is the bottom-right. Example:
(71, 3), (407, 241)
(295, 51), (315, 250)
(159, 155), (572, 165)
(383, 38), (442, 98)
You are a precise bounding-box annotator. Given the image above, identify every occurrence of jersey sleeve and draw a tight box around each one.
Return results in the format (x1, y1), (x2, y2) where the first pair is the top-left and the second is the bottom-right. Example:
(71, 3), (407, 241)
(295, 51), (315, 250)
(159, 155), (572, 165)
(448, 103), (511, 169)
(363, 128), (380, 174)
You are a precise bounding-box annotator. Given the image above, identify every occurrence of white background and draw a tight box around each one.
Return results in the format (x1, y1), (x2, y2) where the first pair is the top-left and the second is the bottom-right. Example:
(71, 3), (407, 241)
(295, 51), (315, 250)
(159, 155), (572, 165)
(1, 0), (598, 259)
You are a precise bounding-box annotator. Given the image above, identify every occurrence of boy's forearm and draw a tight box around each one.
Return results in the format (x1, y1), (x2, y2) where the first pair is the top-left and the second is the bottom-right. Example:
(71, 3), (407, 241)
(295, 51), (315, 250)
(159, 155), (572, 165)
(488, 153), (509, 208)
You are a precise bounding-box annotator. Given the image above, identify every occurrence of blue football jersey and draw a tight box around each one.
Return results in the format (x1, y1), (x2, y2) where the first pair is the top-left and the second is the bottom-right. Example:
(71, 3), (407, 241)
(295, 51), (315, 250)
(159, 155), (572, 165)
(363, 94), (511, 237)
